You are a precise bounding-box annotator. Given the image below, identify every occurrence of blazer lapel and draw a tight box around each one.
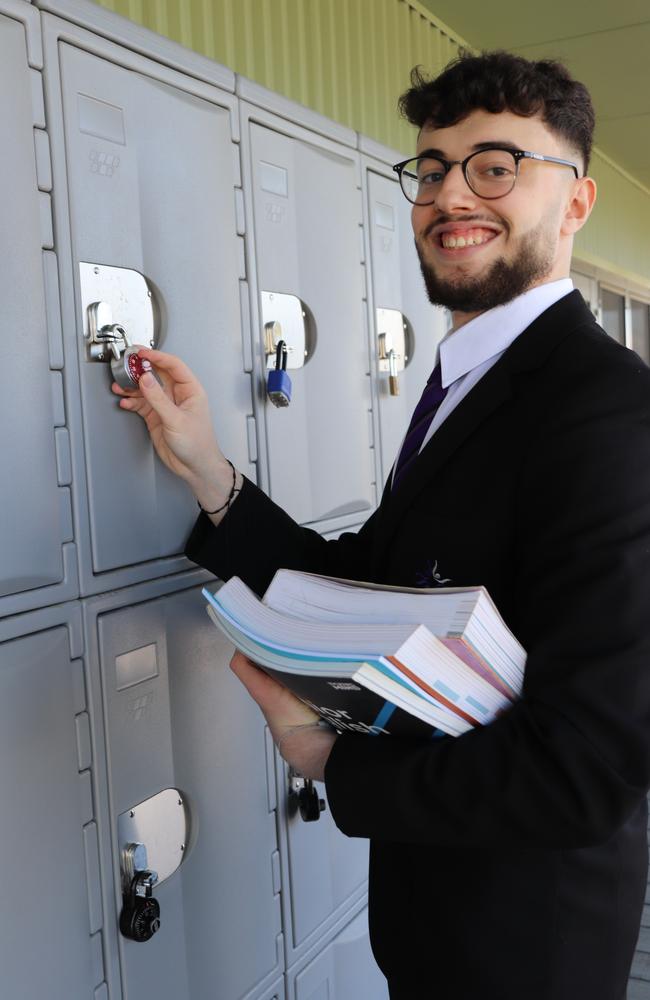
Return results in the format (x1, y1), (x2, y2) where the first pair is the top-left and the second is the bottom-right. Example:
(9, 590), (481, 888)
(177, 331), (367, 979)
(374, 290), (596, 550)
(377, 362), (513, 544)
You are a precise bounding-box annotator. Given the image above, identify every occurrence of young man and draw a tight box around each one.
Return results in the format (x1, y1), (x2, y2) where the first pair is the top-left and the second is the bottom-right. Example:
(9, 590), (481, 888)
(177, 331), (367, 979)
(114, 53), (650, 1000)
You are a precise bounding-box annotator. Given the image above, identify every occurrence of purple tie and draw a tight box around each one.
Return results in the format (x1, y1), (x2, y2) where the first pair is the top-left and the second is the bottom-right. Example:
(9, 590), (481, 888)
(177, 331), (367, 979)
(392, 364), (448, 490)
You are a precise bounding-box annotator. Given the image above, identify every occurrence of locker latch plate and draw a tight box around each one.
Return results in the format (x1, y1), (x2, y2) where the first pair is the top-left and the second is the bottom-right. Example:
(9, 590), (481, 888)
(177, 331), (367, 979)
(261, 291), (308, 370)
(117, 787), (189, 888)
(79, 262), (160, 385)
(377, 308), (408, 374)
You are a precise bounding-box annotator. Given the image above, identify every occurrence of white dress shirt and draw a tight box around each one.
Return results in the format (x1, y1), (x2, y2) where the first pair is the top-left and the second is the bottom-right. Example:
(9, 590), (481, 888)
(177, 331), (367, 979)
(419, 278), (574, 453)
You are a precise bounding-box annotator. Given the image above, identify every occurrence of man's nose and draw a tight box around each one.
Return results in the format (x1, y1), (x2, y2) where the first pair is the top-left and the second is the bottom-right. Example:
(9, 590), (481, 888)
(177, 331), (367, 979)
(430, 163), (478, 215)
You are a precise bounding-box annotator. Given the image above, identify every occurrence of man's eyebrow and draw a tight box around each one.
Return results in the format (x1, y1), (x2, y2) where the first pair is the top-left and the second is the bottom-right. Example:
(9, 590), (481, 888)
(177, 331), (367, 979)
(416, 147), (446, 159)
(471, 141), (524, 153)
(416, 141), (525, 158)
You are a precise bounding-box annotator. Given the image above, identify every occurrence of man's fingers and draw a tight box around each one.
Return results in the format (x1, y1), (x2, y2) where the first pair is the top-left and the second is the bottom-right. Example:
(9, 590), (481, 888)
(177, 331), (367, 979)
(136, 347), (198, 387)
(230, 651), (286, 700)
(230, 651), (317, 725)
(137, 370), (182, 426)
(111, 381), (140, 398)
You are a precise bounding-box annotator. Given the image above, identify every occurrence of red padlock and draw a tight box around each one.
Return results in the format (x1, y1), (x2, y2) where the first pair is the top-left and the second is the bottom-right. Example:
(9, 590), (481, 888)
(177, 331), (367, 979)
(112, 345), (153, 390)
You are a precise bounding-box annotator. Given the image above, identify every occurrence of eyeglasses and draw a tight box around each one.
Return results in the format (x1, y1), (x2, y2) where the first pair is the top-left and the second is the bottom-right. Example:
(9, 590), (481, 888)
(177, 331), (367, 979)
(393, 146), (580, 204)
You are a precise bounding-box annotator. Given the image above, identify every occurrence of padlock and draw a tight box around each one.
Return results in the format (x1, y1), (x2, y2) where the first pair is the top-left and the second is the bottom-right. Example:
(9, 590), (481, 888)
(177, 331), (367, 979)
(119, 870), (161, 942)
(298, 779), (326, 822)
(388, 348), (400, 396)
(119, 843), (161, 942)
(289, 770), (326, 822)
(267, 340), (292, 407)
(112, 344), (153, 390)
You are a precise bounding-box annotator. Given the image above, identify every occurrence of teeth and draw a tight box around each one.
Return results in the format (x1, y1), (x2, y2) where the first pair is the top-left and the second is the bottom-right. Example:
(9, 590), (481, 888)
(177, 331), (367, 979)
(441, 231), (494, 249)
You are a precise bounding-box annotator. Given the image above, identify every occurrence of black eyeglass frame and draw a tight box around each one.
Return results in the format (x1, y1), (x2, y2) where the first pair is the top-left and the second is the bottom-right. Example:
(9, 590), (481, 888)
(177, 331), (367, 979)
(392, 146), (581, 204)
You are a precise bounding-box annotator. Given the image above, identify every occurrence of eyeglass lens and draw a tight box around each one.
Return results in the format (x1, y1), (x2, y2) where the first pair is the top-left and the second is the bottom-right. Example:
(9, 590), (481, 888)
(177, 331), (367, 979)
(401, 149), (518, 204)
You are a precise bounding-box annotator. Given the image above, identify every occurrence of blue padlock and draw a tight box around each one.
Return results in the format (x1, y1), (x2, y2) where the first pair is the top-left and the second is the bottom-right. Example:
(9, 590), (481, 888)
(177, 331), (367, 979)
(267, 340), (292, 407)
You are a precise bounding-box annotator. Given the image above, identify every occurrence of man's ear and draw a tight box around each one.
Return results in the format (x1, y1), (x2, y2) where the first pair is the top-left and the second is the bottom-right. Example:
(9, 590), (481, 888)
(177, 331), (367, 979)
(561, 176), (597, 236)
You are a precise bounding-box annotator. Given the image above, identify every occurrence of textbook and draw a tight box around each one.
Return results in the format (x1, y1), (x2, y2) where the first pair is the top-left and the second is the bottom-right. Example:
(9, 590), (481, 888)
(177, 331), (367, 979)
(202, 570), (526, 739)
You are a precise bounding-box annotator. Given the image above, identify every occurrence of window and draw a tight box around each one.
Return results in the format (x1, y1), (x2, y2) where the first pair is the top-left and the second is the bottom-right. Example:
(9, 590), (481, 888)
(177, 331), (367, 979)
(631, 299), (650, 364)
(600, 288), (626, 345)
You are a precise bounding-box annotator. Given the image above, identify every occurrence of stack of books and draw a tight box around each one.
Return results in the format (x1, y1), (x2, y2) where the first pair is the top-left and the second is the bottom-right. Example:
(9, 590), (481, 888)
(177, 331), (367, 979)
(203, 570), (525, 738)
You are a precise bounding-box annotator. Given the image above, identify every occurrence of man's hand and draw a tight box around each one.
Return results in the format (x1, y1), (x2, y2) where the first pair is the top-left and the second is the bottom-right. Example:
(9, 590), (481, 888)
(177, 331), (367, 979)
(112, 348), (238, 520)
(230, 651), (337, 782)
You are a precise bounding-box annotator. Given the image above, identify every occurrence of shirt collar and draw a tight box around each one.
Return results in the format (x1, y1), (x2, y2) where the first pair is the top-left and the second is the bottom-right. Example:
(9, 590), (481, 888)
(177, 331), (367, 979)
(439, 278), (574, 389)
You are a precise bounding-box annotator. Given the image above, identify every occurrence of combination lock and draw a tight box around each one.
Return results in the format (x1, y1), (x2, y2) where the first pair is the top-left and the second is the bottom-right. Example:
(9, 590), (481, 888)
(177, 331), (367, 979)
(119, 843), (161, 942)
(289, 770), (326, 823)
(112, 343), (153, 390)
(119, 875), (161, 942)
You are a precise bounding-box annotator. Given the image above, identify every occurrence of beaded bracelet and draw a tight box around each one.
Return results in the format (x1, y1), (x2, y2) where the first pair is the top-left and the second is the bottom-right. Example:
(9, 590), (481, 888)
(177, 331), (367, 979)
(197, 459), (241, 516)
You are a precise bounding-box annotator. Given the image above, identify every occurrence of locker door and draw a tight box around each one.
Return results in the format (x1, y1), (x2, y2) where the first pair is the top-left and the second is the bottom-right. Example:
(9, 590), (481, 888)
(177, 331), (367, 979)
(0, 3), (77, 617)
(51, 36), (254, 591)
(277, 760), (369, 967)
(87, 576), (282, 1000)
(366, 167), (448, 483)
(0, 606), (105, 999)
(247, 119), (375, 526)
(289, 909), (388, 1000)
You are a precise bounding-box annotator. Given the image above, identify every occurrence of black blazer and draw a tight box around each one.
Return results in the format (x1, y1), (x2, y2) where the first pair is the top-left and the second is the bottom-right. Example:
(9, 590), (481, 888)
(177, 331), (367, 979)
(187, 291), (650, 999)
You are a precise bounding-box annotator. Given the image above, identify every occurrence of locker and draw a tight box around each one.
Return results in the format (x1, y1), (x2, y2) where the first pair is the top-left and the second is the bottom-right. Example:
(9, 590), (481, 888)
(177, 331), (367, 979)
(83, 571), (283, 1000)
(361, 142), (449, 484)
(0, 0), (78, 618)
(276, 755), (370, 967)
(0, 603), (105, 999)
(12, 4), (398, 998)
(42, 13), (256, 595)
(288, 908), (389, 1000)
(240, 101), (377, 528)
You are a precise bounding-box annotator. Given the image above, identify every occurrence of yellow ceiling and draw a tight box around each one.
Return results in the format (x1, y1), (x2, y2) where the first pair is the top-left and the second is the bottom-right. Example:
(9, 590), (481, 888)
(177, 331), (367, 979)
(418, 0), (650, 189)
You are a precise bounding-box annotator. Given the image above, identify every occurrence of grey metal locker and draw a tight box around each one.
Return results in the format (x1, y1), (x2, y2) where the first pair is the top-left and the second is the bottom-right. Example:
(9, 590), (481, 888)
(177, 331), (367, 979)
(0, 0), (78, 618)
(15, 5), (398, 999)
(239, 93), (377, 530)
(83, 571), (283, 1000)
(0, 603), (106, 998)
(276, 754), (371, 970)
(361, 141), (449, 484)
(41, 12), (256, 595)
(288, 908), (389, 1000)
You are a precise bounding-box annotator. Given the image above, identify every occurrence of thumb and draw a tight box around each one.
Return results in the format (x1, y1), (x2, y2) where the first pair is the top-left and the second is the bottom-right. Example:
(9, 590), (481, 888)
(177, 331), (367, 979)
(139, 371), (181, 428)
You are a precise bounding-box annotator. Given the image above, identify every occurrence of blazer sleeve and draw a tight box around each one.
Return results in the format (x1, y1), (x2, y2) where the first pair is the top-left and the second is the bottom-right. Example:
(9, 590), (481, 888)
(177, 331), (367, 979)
(185, 475), (381, 596)
(324, 352), (650, 849)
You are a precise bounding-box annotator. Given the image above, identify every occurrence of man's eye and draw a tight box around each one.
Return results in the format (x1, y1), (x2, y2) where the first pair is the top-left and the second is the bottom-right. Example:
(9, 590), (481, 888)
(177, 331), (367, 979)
(480, 165), (514, 178)
(419, 171), (444, 185)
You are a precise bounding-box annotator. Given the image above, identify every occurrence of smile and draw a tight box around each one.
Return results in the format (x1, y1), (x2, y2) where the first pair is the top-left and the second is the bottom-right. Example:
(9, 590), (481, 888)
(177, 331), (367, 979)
(439, 227), (498, 249)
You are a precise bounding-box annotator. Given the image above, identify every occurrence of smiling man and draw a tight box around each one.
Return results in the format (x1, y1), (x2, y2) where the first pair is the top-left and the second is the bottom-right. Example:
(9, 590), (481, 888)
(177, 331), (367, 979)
(115, 52), (650, 1000)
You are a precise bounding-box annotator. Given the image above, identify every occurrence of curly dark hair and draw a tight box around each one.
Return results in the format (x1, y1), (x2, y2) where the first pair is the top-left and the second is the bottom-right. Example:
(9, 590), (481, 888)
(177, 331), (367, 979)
(398, 51), (595, 174)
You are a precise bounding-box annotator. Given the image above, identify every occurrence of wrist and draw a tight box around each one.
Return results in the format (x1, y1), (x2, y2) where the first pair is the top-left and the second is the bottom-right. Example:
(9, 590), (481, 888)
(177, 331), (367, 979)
(188, 458), (236, 510)
(192, 460), (243, 521)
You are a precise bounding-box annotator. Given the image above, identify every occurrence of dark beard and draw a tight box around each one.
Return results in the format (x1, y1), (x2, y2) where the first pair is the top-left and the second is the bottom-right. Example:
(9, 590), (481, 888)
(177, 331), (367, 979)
(415, 222), (555, 313)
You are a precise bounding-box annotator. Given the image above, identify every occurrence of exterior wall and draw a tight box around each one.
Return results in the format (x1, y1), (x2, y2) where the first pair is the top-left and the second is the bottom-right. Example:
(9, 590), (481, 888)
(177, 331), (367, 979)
(89, 0), (650, 291)
(575, 149), (650, 292)
(89, 0), (461, 153)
